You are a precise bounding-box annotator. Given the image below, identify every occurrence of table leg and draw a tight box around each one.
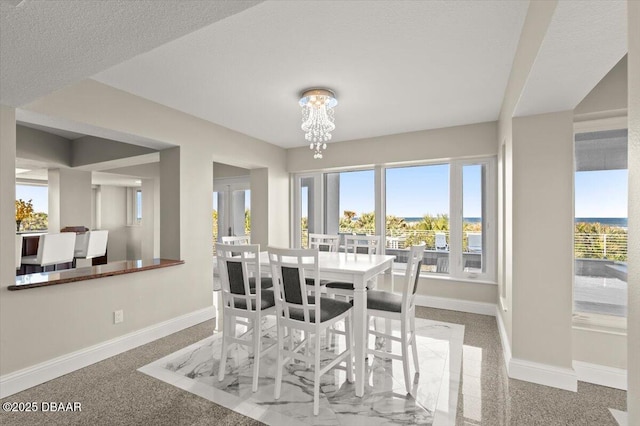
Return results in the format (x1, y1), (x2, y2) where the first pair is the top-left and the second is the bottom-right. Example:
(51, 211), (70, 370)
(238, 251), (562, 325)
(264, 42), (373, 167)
(353, 276), (366, 397)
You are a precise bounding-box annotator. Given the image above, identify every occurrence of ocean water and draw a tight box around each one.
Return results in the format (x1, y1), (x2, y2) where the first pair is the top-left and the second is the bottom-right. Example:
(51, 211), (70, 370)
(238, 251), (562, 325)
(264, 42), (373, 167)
(403, 217), (482, 224)
(575, 217), (628, 227)
(400, 217), (628, 227)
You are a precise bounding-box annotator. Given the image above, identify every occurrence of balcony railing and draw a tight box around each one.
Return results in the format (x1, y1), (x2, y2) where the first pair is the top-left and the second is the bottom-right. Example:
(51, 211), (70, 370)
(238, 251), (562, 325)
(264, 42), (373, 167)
(575, 232), (627, 261)
(301, 229), (627, 262)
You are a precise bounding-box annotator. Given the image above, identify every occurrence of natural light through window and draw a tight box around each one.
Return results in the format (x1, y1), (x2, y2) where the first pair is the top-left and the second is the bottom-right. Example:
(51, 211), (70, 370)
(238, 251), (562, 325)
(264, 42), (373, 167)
(16, 184), (48, 231)
(574, 129), (628, 318)
(386, 164), (450, 272)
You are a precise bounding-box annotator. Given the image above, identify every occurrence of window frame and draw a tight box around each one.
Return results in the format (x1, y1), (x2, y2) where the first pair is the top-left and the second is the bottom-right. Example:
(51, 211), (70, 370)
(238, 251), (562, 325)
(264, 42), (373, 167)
(291, 155), (497, 283)
(572, 116), (628, 328)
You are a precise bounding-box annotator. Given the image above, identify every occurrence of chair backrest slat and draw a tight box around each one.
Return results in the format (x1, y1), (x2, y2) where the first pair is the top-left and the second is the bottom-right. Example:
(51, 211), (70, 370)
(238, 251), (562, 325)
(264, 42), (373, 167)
(268, 247), (319, 326)
(345, 235), (381, 254)
(308, 234), (339, 252)
(401, 245), (426, 313)
(216, 243), (261, 312)
(221, 235), (251, 245)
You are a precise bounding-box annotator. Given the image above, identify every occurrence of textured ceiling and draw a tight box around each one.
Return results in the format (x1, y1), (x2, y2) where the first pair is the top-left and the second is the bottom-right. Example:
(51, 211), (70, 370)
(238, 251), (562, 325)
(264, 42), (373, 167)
(514, 0), (627, 117)
(0, 0), (262, 106)
(93, 1), (529, 148)
(2, 1), (629, 151)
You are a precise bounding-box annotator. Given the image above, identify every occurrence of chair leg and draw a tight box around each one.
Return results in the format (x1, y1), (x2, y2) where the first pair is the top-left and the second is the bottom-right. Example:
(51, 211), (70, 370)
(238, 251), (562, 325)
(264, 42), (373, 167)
(218, 313), (230, 382)
(410, 314), (420, 374)
(365, 315), (370, 359)
(313, 331), (321, 416)
(385, 318), (392, 352)
(275, 324), (284, 400)
(251, 315), (261, 392)
(345, 315), (354, 383)
(400, 319), (411, 394)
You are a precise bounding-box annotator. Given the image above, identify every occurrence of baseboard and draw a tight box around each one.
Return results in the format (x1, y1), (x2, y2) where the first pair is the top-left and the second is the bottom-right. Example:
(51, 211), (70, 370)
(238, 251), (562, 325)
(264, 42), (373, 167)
(509, 358), (578, 392)
(495, 306), (512, 367)
(609, 409), (628, 426)
(0, 306), (215, 399)
(414, 294), (496, 316)
(574, 361), (627, 390)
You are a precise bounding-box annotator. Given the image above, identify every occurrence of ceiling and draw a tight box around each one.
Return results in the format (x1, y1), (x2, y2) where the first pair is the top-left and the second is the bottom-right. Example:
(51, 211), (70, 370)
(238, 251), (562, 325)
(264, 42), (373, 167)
(0, 1), (628, 151)
(92, 1), (529, 148)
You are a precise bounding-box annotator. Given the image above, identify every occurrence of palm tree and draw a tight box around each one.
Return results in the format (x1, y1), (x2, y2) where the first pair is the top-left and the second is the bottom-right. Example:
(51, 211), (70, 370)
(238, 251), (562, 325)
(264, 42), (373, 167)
(355, 212), (375, 233)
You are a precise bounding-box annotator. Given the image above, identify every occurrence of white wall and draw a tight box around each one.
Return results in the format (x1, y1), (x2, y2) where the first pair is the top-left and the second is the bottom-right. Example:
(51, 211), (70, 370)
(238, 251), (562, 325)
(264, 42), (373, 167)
(0, 80), (288, 375)
(97, 185), (128, 261)
(511, 111), (574, 370)
(48, 168), (92, 232)
(574, 55), (627, 117)
(497, 0), (558, 368)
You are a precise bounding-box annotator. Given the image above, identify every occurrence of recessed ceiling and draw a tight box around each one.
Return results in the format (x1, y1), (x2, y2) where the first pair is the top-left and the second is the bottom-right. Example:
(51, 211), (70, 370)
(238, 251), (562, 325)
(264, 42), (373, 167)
(93, 1), (530, 148)
(17, 121), (85, 140)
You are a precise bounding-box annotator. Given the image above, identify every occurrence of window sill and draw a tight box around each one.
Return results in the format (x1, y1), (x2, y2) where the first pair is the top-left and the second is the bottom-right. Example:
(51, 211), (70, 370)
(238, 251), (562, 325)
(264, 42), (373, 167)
(572, 312), (627, 336)
(391, 269), (497, 286)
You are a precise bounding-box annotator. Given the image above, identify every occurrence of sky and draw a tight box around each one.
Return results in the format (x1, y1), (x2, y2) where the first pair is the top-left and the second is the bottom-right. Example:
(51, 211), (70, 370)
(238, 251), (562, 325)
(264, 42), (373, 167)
(302, 166), (628, 219)
(338, 165), (479, 218)
(17, 168), (628, 219)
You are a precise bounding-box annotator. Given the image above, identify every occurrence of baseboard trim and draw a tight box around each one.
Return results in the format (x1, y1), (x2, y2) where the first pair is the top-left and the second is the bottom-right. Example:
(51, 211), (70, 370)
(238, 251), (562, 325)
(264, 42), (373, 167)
(0, 306), (215, 399)
(509, 357), (578, 392)
(574, 361), (627, 390)
(414, 294), (496, 316)
(495, 306), (512, 368)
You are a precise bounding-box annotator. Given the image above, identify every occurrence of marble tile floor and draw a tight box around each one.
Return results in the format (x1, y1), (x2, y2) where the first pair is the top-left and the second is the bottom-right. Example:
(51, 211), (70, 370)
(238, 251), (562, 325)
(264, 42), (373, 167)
(0, 306), (627, 426)
(139, 316), (465, 426)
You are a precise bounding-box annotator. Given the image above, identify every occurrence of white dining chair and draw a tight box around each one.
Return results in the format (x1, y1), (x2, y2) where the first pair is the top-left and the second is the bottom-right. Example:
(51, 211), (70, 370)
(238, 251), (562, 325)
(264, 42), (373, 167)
(74, 230), (109, 259)
(325, 235), (382, 301)
(216, 243), (275, 393)
(220, 234), (272, 289)
(308, 233), (339, 252)
(268, 247), (353, 416)
(22, 233), (77, 272)
(365, 244), (425, 394)
(221, 235), (251, 245)
(15, 235), (23, 270)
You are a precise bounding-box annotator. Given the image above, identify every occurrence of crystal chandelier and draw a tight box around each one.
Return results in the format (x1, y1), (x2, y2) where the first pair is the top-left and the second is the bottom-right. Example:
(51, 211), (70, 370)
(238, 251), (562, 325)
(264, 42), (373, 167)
(299, 88), (337, 159)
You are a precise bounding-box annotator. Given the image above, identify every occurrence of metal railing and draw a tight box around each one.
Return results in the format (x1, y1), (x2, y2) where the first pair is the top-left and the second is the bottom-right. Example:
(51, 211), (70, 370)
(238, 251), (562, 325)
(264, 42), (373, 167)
(575, 233), (627, 261)
(299, 229), (628, 261)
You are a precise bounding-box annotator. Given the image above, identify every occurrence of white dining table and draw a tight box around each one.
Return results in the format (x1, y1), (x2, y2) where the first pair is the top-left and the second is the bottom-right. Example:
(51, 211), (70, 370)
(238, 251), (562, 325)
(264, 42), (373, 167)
(259, 250), (395, 397)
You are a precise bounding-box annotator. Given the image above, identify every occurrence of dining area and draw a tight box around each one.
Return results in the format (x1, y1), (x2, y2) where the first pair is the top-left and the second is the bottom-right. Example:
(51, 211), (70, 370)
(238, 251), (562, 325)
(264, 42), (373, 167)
(160, 234), (464, 424)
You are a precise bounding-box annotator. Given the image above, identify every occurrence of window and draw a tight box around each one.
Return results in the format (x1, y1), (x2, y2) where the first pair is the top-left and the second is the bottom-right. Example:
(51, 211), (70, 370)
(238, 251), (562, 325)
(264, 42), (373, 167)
(574, 128), (628, 318)
(127, 187), (142, 226)
(135, 189), (142, 222)
(213, 177), (251, 253)
(385, 164), (450, 273)
(291, 156), (496, 282)
(324, 169), (375, 244)
(16, 183), (48, 231)
(293, 174), (321, 248)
